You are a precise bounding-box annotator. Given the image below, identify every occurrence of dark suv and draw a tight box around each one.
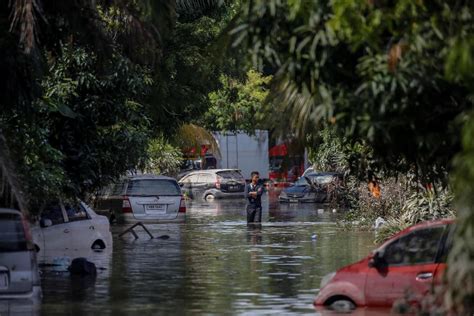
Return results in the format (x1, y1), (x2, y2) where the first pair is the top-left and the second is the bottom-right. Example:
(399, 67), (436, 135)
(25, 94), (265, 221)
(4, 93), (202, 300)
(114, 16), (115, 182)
(178, 169), (246, 200)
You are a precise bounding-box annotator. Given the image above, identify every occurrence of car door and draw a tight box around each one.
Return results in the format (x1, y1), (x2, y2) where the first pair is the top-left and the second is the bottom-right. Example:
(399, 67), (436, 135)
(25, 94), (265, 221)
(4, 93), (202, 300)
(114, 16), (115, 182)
(192, 174), (208, 198)
(199, 173), (216, 192)
(95, 181), (125, 215)
(365, 225), (447, 306)
(39, 204), (74, 259)
(179, 175), (194, 198)
(63, 202), (96, 250)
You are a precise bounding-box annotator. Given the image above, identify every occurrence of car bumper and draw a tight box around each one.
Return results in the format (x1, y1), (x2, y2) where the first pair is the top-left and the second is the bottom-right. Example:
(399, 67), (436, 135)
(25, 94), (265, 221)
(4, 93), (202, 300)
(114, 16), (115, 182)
(206, 190), (245, 199)
(279, 196), (318, 203)
(122, 213), (186, 224)
(0, 285), (42, 302)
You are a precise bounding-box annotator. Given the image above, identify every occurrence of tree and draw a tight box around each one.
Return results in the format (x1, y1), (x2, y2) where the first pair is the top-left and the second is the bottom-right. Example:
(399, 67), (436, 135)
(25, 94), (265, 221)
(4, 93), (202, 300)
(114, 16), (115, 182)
(148, 2), (243, 135)
(232, 0), (474, 312)
(203, 69), (272, 133)
(0, 0), (223, 211)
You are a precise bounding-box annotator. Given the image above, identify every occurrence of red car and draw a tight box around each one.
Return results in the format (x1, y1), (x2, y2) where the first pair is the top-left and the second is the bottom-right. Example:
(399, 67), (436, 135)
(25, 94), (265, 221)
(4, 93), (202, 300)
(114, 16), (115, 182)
(314, 219), (455, 310)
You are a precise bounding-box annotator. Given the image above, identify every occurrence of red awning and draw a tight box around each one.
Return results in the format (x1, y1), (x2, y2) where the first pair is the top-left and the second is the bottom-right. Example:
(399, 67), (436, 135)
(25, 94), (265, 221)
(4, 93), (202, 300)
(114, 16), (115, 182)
(269, 143), (288, 156)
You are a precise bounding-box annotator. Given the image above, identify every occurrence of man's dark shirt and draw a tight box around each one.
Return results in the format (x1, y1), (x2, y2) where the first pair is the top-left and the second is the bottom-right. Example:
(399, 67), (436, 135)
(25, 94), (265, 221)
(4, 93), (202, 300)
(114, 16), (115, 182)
(246, 182), (263, 207)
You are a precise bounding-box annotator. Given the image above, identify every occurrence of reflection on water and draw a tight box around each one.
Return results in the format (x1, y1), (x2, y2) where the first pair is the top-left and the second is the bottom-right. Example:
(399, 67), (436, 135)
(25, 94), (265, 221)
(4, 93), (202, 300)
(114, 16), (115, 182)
(38, 193), (376, 315)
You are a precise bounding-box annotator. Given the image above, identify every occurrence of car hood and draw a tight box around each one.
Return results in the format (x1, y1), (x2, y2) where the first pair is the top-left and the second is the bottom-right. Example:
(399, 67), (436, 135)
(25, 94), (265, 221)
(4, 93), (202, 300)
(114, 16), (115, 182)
(283, 185), (311, 194)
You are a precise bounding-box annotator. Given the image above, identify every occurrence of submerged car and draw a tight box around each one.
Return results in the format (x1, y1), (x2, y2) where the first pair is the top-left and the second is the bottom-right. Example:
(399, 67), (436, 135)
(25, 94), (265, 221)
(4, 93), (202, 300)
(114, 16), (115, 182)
(0, 209), (42, 303)
(31, 201), (112, 261)
(179, 169), (245, 200)
(95, 175), (186, 224)
(279, 172), (344, 203)
(314, 219), (455, 310)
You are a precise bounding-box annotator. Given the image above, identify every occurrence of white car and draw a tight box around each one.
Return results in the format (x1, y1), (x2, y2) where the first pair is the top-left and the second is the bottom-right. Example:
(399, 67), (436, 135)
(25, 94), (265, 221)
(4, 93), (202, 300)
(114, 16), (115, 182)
(31, 201), (112, 262)
(95, 175), (186, 224)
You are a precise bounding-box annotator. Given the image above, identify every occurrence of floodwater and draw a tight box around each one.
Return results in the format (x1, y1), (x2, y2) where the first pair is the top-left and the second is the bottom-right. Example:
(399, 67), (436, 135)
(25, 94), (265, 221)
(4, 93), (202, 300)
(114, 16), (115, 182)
(38, 193), (378, 315)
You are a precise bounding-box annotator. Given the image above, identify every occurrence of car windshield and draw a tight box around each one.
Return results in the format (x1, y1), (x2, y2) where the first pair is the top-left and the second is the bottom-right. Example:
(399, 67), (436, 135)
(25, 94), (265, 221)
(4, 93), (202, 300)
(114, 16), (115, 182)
(294, 177), (310, 186)
(313, 175), (335, 184)
(217, 171), (244, 180)
(0, 213), (28, 252)
(127, 179), (181, 196)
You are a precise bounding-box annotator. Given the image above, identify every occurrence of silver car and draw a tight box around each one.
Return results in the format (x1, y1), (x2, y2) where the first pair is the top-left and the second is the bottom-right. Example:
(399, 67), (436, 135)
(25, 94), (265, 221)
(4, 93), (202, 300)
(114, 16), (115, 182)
(95, 175), (186, 224)
(178, 169), (246, 200)
(0, 209), (41, 308)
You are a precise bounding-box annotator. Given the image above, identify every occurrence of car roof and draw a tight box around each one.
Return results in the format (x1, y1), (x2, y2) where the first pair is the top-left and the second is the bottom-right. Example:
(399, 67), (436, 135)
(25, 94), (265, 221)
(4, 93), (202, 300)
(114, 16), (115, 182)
(380, 218), (456, 248)
(306, 172), (343, 177)
(0, 208), (23, 216)
(184, 169), (241, 176)
(127, 174), (177, 181)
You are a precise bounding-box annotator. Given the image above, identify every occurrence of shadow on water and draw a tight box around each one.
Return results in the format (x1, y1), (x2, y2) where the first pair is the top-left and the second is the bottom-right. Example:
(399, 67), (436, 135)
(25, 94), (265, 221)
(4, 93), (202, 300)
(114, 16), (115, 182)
(38, 192), (383, 315)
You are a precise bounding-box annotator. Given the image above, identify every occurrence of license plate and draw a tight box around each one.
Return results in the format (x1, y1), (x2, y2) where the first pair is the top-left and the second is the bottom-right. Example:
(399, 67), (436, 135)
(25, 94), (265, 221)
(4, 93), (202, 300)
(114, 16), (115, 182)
(0, 273), (9, 290)
(144, 204), (166, 214)
(290, 199), (299, 203)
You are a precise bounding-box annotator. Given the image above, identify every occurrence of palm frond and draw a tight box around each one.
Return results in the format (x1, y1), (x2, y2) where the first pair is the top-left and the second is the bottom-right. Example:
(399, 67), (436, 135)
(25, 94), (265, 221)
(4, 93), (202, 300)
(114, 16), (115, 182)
(0, 132), (28, 214)
(176, 0), (222, 13)
(9, 0), (44, 54)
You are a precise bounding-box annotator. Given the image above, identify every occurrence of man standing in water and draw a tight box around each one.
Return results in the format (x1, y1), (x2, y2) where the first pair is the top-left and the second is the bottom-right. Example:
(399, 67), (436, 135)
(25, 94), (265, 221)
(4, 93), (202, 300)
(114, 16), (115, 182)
(246, 171), (264, 224)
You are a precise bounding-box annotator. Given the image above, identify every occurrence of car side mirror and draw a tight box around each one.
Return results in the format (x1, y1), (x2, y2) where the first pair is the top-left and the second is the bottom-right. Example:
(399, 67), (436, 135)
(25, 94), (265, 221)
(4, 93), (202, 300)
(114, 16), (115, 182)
(40, 219), (53, 228)
(368, 251), (382, 268)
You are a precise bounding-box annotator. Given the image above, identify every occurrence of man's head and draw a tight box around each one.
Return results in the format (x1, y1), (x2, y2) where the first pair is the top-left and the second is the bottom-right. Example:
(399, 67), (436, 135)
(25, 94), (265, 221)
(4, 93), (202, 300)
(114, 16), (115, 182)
(251, 171), (259, 184)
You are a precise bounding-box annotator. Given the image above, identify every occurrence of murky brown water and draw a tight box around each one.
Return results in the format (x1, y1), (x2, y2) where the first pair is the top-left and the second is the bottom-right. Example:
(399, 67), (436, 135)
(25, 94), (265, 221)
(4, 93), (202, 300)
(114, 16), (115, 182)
(38, 194), (377, 315)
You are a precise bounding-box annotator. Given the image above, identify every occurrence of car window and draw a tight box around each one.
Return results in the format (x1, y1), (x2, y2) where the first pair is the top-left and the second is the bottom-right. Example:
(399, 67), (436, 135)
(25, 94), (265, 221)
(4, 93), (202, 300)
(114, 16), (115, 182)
(383, 226), (446, 266)
(64, 202), (89, 222)
(295, 177), (310, 186)
(112, 182), (125, 195)
(438, 224), (455, 263)
(0, 213), (28, 252)
(41, 204), (65, 225)
(198, 174), (214, 183)
(313, 175), (335, 184)
(217, 171), (244, 180)
(127, 179), (181, 196)
(181, 175), (198, 183)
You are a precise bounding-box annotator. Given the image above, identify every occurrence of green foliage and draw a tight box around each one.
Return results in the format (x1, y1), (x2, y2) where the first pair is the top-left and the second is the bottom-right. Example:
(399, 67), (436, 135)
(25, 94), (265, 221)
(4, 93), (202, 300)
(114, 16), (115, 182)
(308, 126), (350, 173)
(375, 185), (455, 244)
(234, 0), (473, 183)
(203, 70), (272, 133)
(149, 3), (244, 135)
(448, 110), (474, 314)
(145, 137), (183, 176)
(39, 44), (152, 198)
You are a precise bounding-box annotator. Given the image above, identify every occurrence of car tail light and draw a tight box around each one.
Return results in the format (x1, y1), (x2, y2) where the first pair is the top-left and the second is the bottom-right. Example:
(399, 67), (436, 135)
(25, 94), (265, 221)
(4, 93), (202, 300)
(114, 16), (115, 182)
(122, 197), (132, 213)
(21, 216), (35, 250)
(21, 216), (33, 242)
(179, 198), (186, 213)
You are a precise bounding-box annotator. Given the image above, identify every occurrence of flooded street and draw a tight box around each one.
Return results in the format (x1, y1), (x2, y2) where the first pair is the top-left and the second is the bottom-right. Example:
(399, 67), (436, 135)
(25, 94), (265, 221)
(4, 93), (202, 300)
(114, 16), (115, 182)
(40, 194), (376, 315)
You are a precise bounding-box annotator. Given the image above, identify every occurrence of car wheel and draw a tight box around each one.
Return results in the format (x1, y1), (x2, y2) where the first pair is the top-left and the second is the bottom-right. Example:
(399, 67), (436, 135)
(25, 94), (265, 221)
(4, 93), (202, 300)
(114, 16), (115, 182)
(91, 240), (106, 251)
(205, 194), (215, 201)
(328, 299), (355, 312)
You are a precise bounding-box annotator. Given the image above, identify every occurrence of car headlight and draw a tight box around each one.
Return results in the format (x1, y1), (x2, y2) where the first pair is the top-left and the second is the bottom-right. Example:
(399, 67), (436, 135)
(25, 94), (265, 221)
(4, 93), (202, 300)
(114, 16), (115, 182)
(320, 272), (336, 289)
